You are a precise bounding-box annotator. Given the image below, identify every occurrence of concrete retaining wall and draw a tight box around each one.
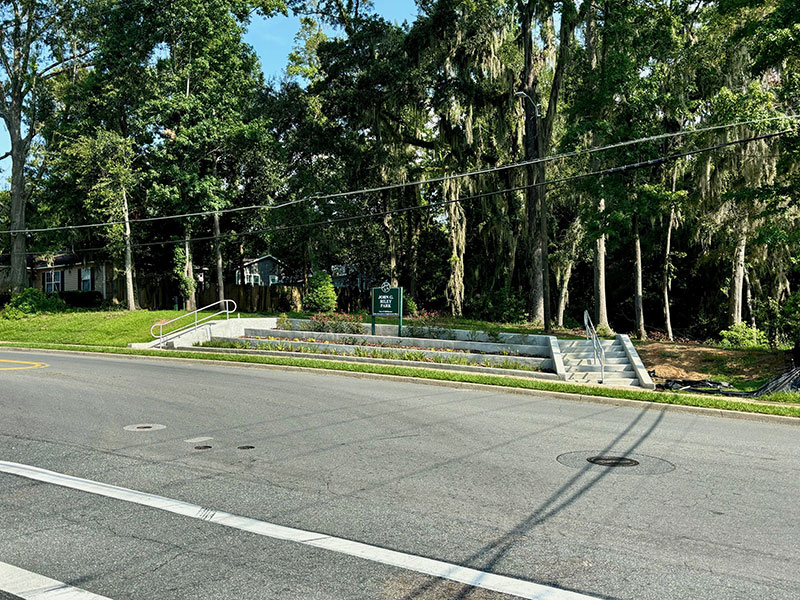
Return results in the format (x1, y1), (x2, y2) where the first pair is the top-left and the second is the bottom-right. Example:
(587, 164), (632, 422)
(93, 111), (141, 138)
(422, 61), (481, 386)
(245, 328), (550, 358)
(210, 336), (552, 372)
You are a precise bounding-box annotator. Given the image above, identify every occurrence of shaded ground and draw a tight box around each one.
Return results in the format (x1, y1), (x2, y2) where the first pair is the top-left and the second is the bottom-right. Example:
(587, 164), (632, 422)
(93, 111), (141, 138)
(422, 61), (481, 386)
(636, 341), (789, 391)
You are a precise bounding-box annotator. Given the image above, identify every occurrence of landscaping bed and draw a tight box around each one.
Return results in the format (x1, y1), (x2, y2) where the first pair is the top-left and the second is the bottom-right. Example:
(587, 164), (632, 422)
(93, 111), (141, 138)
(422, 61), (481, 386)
(199, 337), (551, 373)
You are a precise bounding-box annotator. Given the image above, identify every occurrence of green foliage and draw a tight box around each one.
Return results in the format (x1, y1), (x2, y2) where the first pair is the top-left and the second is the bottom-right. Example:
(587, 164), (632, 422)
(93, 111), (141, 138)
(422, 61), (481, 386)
(304, 312), (362, 333)
(58, 290), (104, 309)
(173, 247), (196, 302)
(403, 296), (418, 316)
(304, 271), (337, 312)
(276, 313), (292, 330)
(2, 289), (67, 320)
(465, 289), (527, 324)
(779, 292), (800, 347)
(718, 323), (769, 349)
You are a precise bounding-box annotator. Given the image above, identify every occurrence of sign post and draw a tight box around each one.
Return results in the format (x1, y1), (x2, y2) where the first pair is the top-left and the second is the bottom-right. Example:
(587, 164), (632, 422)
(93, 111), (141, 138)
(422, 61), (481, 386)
(371, 281), (403, 336)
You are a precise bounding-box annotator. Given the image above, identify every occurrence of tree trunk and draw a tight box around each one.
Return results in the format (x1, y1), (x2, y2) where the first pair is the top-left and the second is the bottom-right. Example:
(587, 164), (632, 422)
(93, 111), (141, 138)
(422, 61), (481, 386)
(556, 260), (573, 328)
(9, 134), (29, 293)
(634, 214), (646, 340)
(729, 230), (747, 326)
(121, 188), (136, 311)
(214, 212), (224, 302)
(184, 237), (197, 311)
(744, 268), (756, 331)
(594, 197), (609, 328)
(662, 205), (675, 341)
(383, 211), (398, 288)
(445, 181), (466, 316)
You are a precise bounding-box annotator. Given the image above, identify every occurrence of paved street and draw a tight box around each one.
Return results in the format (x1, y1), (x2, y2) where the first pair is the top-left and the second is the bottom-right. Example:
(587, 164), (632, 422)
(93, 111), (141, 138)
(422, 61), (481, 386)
(0, 349), (798, 600)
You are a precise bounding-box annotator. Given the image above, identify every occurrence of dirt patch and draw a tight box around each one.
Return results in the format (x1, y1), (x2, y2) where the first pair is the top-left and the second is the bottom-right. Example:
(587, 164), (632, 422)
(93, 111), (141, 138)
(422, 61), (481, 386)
(636, 342), (788, 387)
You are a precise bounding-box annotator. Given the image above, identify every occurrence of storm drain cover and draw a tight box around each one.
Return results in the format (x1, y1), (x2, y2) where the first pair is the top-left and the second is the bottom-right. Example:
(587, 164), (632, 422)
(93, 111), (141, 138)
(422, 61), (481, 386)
(557, 451), (675, 475)
(587, 456), (639, 467)
(123, 423), (167, 432)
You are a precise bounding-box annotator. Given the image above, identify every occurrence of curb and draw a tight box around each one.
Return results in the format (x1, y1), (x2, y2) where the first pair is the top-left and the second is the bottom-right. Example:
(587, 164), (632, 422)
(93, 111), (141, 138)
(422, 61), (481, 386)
(1, 345), (798, 426)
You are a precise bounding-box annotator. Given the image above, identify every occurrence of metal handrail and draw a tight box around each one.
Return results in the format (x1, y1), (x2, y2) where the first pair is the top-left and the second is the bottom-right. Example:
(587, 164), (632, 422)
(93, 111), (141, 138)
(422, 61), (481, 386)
(584, 310), (605, 384)
(151, 299), (237, 347)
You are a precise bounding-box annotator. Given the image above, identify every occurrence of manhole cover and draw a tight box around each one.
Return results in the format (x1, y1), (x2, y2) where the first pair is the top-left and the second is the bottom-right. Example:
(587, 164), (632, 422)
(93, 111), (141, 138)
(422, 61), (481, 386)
(237, 445), (255, 450)
(587, 456), (639, 467)
(557, 451), (675, 475)
(194, 445), (212, 450)
(123, 423), (167, 432)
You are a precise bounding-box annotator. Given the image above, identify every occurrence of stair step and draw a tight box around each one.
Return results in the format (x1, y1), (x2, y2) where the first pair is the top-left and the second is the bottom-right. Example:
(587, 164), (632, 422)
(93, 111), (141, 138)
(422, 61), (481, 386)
(563, 357), (629, 366)
(569, 365), (635, 374)
(562, 351), (627, 360)
(567, 374), (640, 387)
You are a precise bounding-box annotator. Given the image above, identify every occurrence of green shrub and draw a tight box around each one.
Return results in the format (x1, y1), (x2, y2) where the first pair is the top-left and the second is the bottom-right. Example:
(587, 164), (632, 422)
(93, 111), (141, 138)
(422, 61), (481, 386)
(305, 312), (362, 333)
(465, 289), (527, 323)
(304, 271), (337, 312)
(2, 288), (67, 320)
(719, 323), (768, 349)
(403, 296), (418, 316)
(58, 290), (103, 308)
(276, 313), (292, 330)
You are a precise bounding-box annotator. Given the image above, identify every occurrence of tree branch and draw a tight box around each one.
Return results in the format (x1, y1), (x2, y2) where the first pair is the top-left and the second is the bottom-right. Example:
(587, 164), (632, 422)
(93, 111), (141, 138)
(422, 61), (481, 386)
(35, 47), (96, 80)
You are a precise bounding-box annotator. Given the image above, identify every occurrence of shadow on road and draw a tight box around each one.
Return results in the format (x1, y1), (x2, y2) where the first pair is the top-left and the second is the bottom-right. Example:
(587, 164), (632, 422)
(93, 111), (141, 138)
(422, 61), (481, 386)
(402, 405), (666, 600)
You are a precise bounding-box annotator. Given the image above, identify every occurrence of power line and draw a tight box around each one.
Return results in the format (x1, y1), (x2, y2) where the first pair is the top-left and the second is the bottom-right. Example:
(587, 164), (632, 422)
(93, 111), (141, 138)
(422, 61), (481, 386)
(2, 114), (796, 236)
(4, 128), (789, 259)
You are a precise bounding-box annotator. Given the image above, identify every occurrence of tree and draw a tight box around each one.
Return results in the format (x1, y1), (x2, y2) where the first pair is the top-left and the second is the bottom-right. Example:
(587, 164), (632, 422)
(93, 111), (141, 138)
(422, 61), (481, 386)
(0, 0), (91, 292)
(59, 129), (139, 310)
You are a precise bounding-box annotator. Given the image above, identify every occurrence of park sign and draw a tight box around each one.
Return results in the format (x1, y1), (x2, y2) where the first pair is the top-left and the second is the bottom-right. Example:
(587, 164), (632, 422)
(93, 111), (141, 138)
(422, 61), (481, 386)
(372, 281), (402, 316)
(371, 281), (403, 335)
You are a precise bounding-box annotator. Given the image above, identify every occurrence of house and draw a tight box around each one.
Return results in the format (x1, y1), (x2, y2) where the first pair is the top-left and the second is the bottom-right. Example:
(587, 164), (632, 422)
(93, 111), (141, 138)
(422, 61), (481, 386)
(30, 253), (112, 298)
(235, 255), (286, 286)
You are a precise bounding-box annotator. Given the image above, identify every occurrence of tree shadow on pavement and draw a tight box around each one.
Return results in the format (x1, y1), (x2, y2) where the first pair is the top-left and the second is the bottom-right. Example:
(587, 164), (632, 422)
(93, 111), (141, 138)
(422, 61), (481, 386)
(402, 406), (666, 600)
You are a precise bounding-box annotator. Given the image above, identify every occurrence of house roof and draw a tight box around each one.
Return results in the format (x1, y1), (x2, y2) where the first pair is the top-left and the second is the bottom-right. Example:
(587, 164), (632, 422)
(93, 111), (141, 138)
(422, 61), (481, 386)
(31, 253), (99, 270)
(241, 254), (287, 269)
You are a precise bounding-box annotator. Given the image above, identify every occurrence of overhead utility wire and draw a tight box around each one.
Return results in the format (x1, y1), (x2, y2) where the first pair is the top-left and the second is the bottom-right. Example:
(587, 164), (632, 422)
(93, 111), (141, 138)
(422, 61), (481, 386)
(2, 115), (797, 236)
(6, 129), (789, 258)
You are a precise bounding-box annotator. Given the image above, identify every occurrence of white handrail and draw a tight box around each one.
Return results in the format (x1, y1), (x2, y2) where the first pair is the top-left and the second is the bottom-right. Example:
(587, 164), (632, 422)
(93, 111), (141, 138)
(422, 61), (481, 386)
(584, 310), (605, 384)
(151, 299), (237, 347)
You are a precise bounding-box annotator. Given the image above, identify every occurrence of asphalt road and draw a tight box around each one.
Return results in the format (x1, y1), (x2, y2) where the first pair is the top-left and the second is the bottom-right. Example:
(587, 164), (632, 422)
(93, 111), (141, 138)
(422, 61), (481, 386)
(0, 349), (798, 600)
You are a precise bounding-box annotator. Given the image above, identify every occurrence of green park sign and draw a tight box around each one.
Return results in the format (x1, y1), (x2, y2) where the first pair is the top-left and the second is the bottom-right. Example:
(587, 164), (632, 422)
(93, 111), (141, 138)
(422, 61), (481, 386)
(371, 282), (403, 335)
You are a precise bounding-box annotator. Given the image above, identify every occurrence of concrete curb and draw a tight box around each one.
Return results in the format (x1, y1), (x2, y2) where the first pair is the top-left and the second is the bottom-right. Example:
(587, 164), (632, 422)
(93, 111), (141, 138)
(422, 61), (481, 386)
(1, 345), (797, 426)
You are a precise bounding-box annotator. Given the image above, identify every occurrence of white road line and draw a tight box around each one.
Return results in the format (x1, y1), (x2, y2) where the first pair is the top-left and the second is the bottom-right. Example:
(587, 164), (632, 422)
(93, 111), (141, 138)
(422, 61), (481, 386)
(0, 560), (114, 599)
(183, 436), (213, 443)
(0, 460), (600, 600)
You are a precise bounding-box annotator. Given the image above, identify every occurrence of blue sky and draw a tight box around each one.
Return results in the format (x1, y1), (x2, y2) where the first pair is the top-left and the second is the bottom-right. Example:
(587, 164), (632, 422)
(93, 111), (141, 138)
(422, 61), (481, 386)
(246, 0), (420, 81)
(0, 0), (420, 185)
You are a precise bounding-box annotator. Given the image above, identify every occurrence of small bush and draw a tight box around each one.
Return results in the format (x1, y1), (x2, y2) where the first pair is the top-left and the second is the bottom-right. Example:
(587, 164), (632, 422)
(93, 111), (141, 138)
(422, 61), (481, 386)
(304, 271), (337, 313)
(276, 313), (292, 330)
(719, 323), (769, 349)
(403, 296), (418, 316)
(2, 288), (67, 320)
(305, 312), (363, 334)
(58, 290), (103, 308)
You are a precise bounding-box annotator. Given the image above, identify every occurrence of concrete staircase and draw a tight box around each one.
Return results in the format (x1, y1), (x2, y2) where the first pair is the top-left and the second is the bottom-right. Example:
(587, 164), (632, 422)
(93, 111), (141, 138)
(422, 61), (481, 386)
(559, 338), (641, 387)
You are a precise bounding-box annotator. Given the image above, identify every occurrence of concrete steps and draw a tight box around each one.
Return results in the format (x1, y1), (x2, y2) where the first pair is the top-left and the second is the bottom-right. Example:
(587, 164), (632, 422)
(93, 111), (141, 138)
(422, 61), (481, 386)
(559, 338), (644, 388)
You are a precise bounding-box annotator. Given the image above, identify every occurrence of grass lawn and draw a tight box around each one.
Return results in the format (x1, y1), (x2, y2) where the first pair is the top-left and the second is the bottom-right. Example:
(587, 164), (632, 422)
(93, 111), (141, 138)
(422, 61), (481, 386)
(2, 310), (797, 413)
(0, 309), (245, 347)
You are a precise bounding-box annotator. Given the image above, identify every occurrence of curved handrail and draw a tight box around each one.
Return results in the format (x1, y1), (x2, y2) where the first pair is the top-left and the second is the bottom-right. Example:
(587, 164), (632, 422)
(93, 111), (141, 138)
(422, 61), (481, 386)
(151, 299), (237, 346)
(584, 310), (605, 384)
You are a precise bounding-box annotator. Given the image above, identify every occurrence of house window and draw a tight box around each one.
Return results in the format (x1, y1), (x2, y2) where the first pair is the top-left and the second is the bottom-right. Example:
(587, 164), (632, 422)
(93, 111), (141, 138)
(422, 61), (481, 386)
(81, 268), (92, 291)
(45, 271), (62, 293)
